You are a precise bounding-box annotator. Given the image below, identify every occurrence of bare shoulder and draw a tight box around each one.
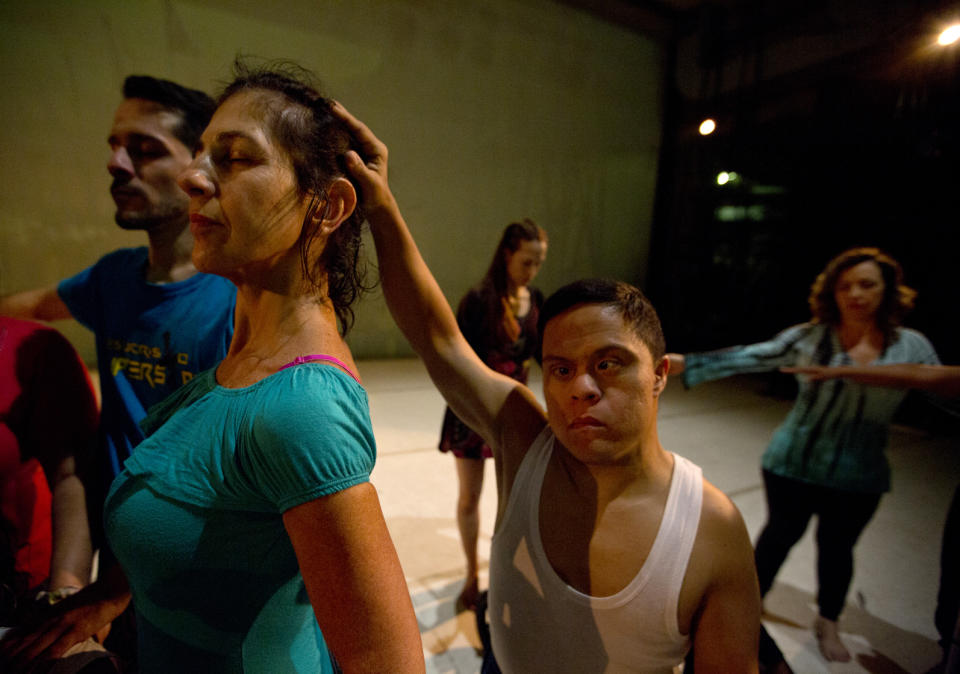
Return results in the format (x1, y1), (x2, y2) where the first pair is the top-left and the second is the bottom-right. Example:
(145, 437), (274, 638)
(679, 476), (756, 628)
(699, 479), (751, 543)
(693, 478), (755, 578)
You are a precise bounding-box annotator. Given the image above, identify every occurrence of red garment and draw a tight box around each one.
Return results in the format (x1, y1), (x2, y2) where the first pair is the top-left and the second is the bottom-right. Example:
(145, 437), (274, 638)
(0, 317), (98, 591)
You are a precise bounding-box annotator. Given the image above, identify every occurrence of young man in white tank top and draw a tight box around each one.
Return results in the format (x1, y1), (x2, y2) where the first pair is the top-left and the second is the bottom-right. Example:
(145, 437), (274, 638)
(336, 102), (761, 673)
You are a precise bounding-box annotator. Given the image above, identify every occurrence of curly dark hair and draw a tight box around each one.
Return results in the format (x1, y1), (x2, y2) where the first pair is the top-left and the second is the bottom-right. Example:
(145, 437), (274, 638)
(217, 59), (370, 335)
(808, 247), (916, 342)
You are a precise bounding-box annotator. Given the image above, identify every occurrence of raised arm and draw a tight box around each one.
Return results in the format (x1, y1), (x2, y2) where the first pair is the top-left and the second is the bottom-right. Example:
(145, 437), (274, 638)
(0, 287), (72, 322)
(782, 363), (960, 398)
(284, 483), (424, 672)
(332, 102), (542, 451)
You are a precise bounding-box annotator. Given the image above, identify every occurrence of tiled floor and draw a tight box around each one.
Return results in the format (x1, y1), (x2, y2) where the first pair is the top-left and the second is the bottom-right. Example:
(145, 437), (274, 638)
(362, 358), (958, 674)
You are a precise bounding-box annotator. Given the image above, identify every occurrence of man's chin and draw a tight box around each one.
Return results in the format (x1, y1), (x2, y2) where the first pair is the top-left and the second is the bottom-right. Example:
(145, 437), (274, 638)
(115, 215), (152, 231)
(114, 211), (181, 231)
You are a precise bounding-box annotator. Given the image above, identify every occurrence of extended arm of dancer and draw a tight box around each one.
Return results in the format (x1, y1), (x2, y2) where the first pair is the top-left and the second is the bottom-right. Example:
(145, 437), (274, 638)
(783, 363), (960, 398)
(0, 287), (72, 322)
(333, 102), (539, 450)
(667, 324), (815, 387)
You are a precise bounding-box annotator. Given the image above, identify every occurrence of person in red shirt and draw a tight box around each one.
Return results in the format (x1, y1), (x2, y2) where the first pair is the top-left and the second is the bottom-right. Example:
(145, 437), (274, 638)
(0, 316), (98, 621)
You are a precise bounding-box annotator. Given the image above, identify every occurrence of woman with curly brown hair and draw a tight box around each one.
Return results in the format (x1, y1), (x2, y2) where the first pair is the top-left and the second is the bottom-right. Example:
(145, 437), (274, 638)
(669, 247), (940, 663)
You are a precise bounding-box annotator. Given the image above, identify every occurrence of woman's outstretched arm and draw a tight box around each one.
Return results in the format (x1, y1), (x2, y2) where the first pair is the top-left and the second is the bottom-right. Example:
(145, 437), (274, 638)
(782, 363), (960, 397)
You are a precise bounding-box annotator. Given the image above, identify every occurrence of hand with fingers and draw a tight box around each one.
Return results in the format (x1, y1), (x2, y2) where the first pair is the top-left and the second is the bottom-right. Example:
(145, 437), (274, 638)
(331, 101), (398, 217)
(0, 575), (129, 673)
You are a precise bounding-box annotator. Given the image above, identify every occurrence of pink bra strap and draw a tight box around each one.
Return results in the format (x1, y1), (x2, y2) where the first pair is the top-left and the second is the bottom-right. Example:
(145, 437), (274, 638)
(279, 354), (361, 385)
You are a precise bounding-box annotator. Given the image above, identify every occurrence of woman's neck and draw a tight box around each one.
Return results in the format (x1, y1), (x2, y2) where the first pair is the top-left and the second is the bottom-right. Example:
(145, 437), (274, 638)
(505, 280), (528, 299)
(837, 318), (884, 364)
(217, 286), (345, 388)
(838, 317), (881, 341)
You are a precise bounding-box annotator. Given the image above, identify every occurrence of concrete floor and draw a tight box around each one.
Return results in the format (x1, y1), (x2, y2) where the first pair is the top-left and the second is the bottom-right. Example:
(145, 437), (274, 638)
(362, 358), (959, 674)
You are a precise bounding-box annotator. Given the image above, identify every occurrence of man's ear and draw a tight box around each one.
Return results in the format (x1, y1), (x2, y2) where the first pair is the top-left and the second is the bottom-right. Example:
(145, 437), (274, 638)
(652, 355), (669, 396)
(310, 177), (357, 236)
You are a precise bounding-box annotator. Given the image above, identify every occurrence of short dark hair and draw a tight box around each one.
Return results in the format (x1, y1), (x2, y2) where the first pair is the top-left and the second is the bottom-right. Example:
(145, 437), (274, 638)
(808, 247), (916, 342)
(217, 59), (369, 335)
(538, 279), (666, 360)
(122, 75), (215, 151)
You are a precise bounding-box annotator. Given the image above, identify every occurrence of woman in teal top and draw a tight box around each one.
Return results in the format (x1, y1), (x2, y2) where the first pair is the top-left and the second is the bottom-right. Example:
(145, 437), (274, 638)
(669, 247), (939, 663)
(102, 63), (424, 672)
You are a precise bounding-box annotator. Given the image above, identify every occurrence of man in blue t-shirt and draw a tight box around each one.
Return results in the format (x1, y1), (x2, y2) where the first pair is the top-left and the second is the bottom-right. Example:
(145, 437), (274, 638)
(0, 75), (235, 666)
(1, 76), (235, 480)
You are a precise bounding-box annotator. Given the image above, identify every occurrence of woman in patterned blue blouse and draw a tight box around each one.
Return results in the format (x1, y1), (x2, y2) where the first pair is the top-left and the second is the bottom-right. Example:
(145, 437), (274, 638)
(669, 247), (939, 663)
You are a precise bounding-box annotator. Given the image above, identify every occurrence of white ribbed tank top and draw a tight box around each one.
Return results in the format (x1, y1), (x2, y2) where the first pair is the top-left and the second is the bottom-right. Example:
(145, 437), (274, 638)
(488, 427), (703, 673)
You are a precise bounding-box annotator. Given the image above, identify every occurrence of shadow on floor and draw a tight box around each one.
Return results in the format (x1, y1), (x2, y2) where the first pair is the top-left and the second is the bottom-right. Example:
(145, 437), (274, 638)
(765, 582), (943, 673)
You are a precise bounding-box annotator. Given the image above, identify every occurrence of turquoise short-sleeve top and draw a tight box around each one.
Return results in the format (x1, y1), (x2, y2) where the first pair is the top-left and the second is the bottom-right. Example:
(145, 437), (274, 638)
(104, 364), (375, 673)
(683, 323), (939, 493)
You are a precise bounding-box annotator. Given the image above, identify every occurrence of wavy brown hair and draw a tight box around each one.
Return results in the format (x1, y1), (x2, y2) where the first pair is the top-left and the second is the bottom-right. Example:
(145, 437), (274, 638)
(808, 247), (916, 342)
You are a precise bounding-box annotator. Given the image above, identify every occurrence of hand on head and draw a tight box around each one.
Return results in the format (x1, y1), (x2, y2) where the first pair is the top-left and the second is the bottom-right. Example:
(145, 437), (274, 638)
(330, 102), (397, 216)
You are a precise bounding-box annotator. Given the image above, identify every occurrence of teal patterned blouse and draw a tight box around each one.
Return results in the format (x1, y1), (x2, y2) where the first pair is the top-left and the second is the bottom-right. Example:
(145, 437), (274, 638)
(683, 323), (939, 493)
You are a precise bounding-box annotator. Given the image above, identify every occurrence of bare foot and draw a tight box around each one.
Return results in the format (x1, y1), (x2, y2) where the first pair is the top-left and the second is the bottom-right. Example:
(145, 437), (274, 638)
(456, 577), (480, 612)
(814, 616), (851, 662)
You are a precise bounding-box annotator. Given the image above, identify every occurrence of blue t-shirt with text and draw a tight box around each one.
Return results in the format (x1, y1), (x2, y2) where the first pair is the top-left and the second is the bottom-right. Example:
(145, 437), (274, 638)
(58, 246), (236, 478)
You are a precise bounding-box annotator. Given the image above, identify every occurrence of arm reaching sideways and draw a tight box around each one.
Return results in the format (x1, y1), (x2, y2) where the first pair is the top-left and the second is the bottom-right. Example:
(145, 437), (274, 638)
(782, 364), (960, 398)
(685, 483), (761, 673)
(332, 102), (545, 456)
(284, 483), (424, 672)
(666, 353), (686, 376)
(0, 287), (72, 322)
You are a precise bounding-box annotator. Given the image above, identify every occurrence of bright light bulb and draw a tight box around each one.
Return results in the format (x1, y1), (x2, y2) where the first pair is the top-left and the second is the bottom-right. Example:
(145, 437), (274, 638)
(699, 118), (716, 135)
(716, 172), (730, 185)
(938, 24), (960, 46)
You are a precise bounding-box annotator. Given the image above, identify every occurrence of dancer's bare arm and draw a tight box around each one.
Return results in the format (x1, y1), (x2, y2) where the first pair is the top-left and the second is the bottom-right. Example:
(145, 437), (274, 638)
(783, 364), (960, 398)
(334, 102), (545, 457)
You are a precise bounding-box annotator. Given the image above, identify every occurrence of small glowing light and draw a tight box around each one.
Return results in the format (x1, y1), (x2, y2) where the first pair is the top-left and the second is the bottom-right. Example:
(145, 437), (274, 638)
(727, 171), (739, 182)
(938, 24), (960, 46)
(716, 171), (730, 185)
(699, 118), (716, 135)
